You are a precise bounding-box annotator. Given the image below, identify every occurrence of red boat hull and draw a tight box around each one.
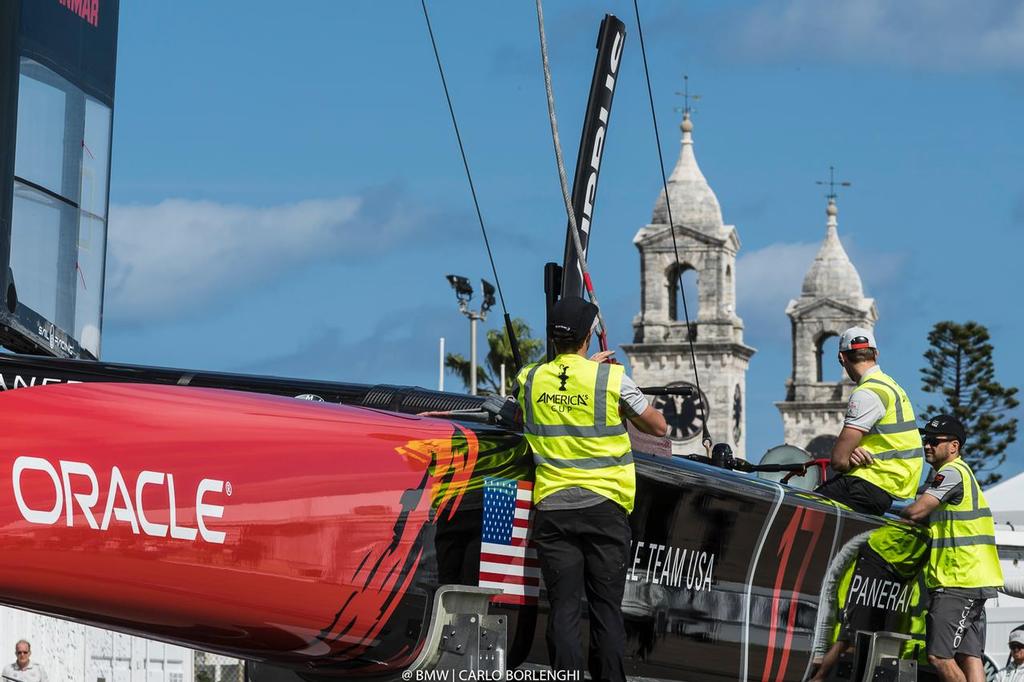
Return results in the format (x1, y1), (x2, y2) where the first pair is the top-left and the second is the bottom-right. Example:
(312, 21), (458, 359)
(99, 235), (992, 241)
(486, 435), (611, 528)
(0, 382), (495, 673)
(0, 366), (934, 682)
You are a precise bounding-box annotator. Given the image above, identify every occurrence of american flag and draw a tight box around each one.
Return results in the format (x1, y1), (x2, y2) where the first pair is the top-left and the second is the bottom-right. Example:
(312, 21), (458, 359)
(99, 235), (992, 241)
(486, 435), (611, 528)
(479, 477), (541, 605)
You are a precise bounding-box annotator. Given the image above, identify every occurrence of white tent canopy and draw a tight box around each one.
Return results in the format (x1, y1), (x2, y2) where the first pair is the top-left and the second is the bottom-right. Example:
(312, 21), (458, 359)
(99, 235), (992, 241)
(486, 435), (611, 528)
(985, 472), (1024, 662)
(985, 471), (1024, 525)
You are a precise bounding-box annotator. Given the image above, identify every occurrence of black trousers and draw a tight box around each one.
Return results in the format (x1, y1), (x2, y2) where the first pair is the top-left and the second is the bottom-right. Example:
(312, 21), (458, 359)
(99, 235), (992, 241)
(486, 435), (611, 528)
(816, 475), (892, 516)
(533, 500), (630, 682)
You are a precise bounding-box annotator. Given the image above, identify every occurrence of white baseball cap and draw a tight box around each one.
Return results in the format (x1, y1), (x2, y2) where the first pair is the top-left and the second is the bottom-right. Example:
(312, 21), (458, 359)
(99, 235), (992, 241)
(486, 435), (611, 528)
(1010, 629), (1024, 646)
(839, 327), (876, 352)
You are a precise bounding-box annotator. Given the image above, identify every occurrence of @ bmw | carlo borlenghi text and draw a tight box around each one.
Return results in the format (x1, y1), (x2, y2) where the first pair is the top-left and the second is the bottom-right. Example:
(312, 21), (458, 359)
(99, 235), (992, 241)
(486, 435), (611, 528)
(404, 671), (580, 681)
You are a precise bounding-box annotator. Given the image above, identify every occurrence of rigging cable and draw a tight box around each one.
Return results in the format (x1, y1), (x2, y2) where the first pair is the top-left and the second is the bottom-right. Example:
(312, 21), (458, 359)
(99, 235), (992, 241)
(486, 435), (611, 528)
(420, 0), (522, 371)
(631, 0), (712, 447)
(534, 0), (610, 352)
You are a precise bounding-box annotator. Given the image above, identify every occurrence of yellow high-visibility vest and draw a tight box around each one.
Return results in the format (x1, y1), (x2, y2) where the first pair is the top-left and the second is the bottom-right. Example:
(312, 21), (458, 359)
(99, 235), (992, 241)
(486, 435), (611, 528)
(866, 522), (929, 580)
(847, 370), (924, 500)
(926, 458), (1004, 590)
(516, 353), (635, 513)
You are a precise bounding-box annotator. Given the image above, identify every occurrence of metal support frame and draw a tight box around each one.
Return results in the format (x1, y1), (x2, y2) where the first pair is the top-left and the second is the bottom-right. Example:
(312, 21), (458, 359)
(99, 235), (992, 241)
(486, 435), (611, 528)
(826, 630), (916, 682)
(406, 585), (506, 675)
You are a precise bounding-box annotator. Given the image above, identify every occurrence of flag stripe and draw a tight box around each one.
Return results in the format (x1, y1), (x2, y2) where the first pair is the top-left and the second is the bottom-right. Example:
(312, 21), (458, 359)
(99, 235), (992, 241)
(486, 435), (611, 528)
(480, 552), (540, 568)
(480, 561), (542, 578)
(479, 571), (541, 586)
(479, 580), (540, 596)
(480, 541), (536, 557)
(490, 594), (535, 606)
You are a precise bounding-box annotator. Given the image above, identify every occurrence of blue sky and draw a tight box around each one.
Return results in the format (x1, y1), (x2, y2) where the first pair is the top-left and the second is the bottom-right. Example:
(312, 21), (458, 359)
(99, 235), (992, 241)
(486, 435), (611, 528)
(103, 1), (1024, 478)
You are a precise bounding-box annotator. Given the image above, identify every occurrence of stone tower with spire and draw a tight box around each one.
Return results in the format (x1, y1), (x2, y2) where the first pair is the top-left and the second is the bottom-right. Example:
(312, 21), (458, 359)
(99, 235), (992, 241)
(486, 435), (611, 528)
(623, 112), (755, 457)
(775, 196), (877, 456)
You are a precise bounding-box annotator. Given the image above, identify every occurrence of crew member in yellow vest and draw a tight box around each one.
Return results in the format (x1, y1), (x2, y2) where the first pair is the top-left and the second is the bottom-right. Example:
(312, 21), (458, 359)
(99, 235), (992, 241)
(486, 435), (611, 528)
(901, 415), (1003, 682)
(816, 327), (924, 515)
(811, 328), (926, 681)
(516, 296), (667, 682)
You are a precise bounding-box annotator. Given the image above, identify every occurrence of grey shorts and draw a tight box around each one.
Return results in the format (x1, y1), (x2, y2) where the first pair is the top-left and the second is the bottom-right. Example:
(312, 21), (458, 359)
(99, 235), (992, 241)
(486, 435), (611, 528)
(926, 591), (987, 659)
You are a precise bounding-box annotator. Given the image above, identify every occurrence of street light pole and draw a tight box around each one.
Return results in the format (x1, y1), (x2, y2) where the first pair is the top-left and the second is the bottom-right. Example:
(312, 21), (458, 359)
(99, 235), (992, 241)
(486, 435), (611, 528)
(469, 315), (477, 395)
(438, 337), (445, 391)
(463, 310), (487, 396)
(446, 274), (496, 397)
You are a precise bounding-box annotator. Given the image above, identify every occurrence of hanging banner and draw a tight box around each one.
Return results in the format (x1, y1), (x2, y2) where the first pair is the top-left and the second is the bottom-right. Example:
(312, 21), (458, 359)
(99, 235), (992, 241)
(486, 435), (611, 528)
(20, 0), (120, 104)
(559, 14), (626, 300)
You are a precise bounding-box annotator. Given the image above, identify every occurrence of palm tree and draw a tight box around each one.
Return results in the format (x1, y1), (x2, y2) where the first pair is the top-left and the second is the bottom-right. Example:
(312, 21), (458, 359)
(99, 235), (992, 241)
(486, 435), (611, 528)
(445, 318), (543, 395)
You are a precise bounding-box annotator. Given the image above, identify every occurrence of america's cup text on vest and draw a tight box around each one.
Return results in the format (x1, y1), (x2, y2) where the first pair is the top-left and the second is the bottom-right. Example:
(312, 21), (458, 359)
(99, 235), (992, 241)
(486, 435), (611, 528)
(537, 392), (590, 412)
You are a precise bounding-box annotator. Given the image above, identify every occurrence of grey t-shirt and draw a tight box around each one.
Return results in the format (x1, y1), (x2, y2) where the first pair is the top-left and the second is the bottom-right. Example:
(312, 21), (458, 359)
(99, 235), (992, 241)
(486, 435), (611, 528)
(537, 486), (610, 510)
(845, 366), (886, 432)
(619, 373), (648, 417)
(924, 464), (964, 507)
(536, 372), (650, 511)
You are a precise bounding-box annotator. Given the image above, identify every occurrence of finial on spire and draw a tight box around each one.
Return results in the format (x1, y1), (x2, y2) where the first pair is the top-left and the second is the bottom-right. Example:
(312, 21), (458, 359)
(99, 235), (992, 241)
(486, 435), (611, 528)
(674, 74), (701, 132)
(800, 166), (866, 299)
(816, 165), (851, 202)
(675, 75), (701, 116)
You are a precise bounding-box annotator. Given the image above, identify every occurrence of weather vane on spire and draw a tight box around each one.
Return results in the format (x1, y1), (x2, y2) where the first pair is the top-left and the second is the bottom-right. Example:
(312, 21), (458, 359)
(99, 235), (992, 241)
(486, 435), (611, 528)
(816, 165), (851, 200)
(674, 74), (701, 117)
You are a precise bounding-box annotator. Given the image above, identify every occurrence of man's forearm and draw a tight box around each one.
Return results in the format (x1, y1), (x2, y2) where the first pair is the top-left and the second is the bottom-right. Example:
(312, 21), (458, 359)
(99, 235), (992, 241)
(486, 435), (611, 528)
(901, 494), (940, 524)
(830, 427), (864, 472)
(630, 406), (668, 436)
(830, 452), (851, 472)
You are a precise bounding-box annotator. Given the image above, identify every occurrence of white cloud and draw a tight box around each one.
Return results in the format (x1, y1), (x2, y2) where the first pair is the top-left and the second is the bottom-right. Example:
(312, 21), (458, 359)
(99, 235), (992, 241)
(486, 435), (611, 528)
(106, 191), (436, 324)
(238, 304), (458, 387)
(736, 241), (819, 344)
(737, 236), (909, 347)
(735, 0), (1024, 70)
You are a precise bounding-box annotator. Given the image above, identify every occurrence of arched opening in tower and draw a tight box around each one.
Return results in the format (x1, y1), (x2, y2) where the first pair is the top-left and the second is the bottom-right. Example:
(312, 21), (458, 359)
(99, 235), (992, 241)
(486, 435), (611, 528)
(816, 333), (842, 382)
(806, 434), (838, 459)
(668, 265), (699, 331)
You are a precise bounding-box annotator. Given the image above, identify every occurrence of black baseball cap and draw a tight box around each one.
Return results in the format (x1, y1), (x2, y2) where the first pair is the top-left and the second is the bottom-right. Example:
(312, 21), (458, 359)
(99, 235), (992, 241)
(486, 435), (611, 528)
(548, 296), (599, 344)
(920, 414), (967, 445)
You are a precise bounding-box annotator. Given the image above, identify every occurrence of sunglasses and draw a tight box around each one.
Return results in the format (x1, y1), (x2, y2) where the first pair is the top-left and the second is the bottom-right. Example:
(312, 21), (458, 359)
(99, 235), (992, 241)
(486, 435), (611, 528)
(15, 651), (28, 655)
(922, 435), (954, 447)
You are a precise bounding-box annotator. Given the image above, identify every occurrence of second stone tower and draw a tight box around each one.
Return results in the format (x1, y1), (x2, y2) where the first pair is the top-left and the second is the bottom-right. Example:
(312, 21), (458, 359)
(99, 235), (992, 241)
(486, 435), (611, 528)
(623, 112), (755, 457)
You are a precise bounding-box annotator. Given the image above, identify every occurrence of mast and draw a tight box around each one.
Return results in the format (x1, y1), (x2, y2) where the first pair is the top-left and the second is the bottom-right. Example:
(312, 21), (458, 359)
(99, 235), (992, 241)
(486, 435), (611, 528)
(545, 14), (626, 359)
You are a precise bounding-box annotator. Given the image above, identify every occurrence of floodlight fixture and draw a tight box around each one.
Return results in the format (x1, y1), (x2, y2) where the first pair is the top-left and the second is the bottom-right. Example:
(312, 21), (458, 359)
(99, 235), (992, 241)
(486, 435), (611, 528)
(446, 274), (473, 303)
(481, 279), (496, 314)
(444, 273), (495, 396)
